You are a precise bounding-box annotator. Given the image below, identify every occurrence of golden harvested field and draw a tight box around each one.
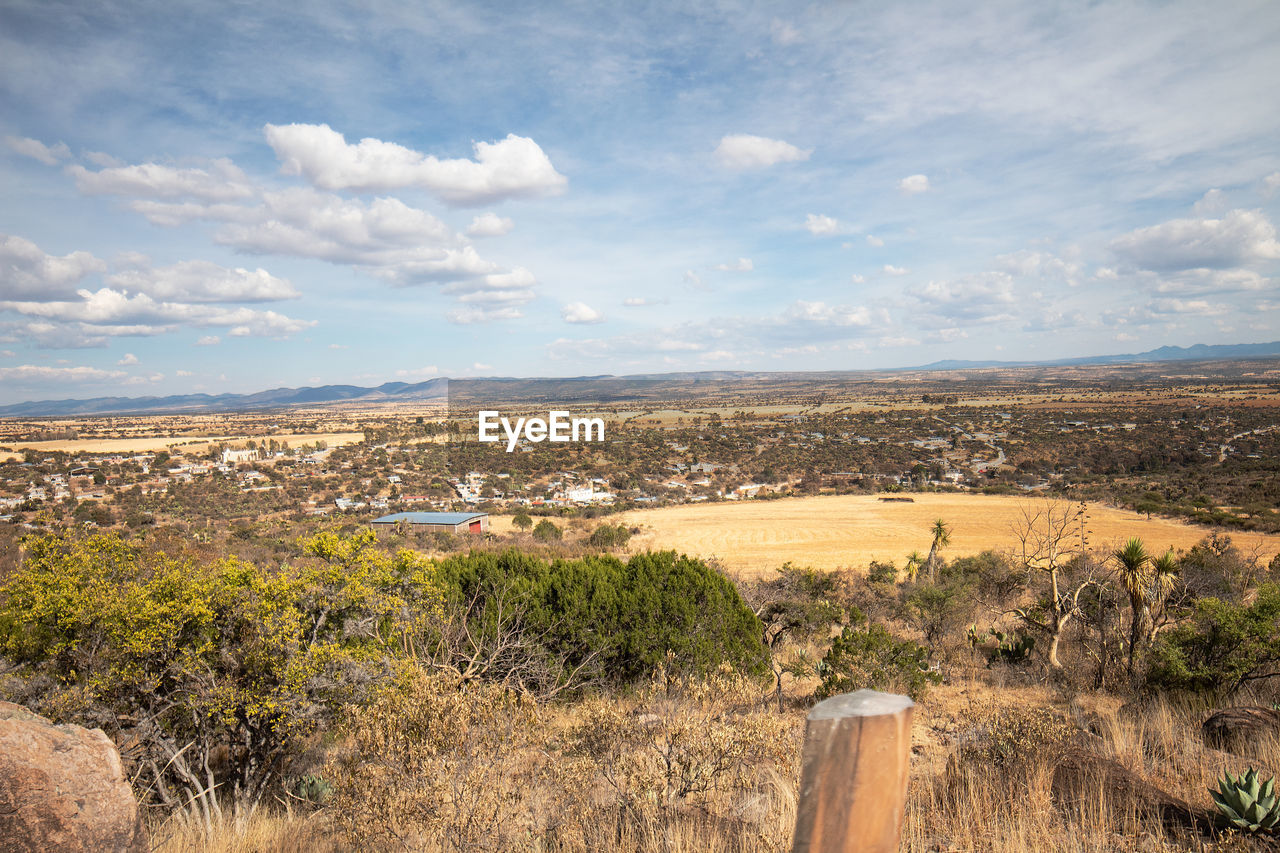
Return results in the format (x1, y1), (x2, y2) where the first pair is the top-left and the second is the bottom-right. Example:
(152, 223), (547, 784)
(589, 494), (1280, 575)
(0, 431), (366, 457)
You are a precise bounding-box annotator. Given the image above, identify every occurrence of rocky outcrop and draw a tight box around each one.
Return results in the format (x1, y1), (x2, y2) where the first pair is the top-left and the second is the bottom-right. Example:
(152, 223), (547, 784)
(0, 701), (147, 853)
(1202, 706), (1280, 754)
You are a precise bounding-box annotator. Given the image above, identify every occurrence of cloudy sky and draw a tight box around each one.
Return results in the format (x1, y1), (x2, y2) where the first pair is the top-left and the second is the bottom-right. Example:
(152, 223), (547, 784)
(1, 1), (1278, 404)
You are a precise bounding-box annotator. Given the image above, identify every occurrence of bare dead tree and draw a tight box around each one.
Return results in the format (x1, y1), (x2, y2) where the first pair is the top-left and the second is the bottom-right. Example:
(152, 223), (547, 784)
(1004, 499), (1104, 669)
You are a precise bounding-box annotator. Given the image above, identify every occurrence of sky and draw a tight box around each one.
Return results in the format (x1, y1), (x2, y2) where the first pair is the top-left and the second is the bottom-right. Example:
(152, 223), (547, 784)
(1, 0), (1279, 405)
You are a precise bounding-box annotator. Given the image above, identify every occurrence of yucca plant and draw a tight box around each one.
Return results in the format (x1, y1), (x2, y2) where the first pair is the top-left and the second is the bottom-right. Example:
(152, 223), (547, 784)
(1211, 768), (1279, 834)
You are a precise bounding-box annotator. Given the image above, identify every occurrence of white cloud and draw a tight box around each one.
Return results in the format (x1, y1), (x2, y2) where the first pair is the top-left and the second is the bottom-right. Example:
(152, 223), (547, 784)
(195, 335), (220, 346)
(117, 352), (138, 365)
(928, 327), (968, 343)
(1148, 267), (1271, 296)
(328, 343), (348, 349)
(263, 123), (567, 204)
(1110, 209), (1280, 271)
(770, 19), (801, 45)
(122, 372), (164, 385)
(804, 213), (840, 235)
(785, 300), (875, 327)
(682, 270), (702, 288)
(68, 158), (254, 202)
(547, 298), (889, 363)
(176, 369), (193, 376)
(466, 212), (514, 237)
(850, 274), (865, 284)
(898, 174), (929, 194)
(5, 136), (70, 166)
(446, 305), (525, 324)
(865, 235), (885, 247)
(0, 289), (314, 338)
(0, 364), (126, 383)
(713, 134), (811, 169)
(879, 335), (920, 348)
(1146, 297), (1229, 316)
(883, 264), (908, 276)
(715, 257), (753, 272)
(108, 260), (299, 303)
(1263, 172), (1280, 198)
(442, 267), (537, 316)
(1192, 188), (1228, 216)
(624, 297), (660, 306)
(395, 366), (439, 378)
(562, 301), (604, 324)
(1, 233), (107, 300)
(911, 271), (1018, 322)
(995, 250), (1083, 286)
(84, 151), (123, 168)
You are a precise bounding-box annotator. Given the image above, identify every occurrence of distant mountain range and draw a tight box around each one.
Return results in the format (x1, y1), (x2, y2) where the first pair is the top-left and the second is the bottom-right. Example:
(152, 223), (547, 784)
(2, 341), (1277, 417)
(0, 378), (448, 417)
(911, 341), (1280, 370)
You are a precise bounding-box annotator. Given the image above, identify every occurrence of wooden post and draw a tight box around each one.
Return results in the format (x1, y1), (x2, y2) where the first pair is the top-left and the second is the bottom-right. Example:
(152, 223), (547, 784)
(792, 689), (914, 853)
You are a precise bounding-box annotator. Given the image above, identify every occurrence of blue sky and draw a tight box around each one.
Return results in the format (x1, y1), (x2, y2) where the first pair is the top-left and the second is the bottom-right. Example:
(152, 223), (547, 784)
(1, 0), (1278, 404)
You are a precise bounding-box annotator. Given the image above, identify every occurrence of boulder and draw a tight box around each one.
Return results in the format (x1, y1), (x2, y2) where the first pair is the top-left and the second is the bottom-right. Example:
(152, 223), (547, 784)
(1202, 706), (1280, 753)
(0, 701), (147, 853)
(1051, 748), (1218, 835)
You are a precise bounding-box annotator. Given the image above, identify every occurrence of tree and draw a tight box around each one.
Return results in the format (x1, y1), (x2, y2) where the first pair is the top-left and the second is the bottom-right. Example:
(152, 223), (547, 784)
(1147, 582), (1280, 698)
(905, 551), (925, 583)
(1112, 537), (1151, 674)
(1005, 501), (1101, 669)
(512, 511), (533, 531)
(926, 519), (951, 583)
(0, 532), (442, 830)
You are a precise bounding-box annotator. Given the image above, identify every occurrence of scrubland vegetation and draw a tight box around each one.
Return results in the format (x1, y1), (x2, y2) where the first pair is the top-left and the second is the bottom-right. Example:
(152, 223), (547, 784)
(2, 503), (1278, 851)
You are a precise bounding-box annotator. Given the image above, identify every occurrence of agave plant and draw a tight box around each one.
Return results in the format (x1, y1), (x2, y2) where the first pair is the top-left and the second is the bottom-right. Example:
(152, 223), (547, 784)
(1211, 768), (1279, 834)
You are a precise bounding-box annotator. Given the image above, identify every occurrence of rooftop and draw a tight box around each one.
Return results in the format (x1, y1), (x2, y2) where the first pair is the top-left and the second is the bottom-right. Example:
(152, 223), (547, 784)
(371, 511), (487, 525)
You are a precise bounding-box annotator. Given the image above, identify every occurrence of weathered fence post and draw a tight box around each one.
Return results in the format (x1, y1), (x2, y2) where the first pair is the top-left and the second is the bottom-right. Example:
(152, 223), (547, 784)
(792, 689), (914, 853)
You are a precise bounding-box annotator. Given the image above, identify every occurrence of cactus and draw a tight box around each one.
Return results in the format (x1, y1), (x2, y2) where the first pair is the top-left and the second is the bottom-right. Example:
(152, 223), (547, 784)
(1210, 768), (1279, 834)
(292, 773), (333, 806)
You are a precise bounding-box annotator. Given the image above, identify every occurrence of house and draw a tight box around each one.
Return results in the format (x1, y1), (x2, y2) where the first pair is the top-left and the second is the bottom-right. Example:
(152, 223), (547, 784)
(370, 511), (489, 534)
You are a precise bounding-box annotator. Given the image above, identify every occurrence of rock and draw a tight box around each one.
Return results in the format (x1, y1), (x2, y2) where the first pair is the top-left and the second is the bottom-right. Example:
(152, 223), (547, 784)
(1051, 748), (1219, 835)
(0, 701), (147, 853)
(1202, 706), (1280, 753)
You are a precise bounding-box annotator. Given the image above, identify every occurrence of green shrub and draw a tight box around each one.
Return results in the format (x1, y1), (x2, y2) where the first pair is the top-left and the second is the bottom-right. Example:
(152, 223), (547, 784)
(1147, 582), (1280, 697)
(532, 519), (562, 541)
(433, 549), (767, 684)
(0, 530), (441, 816)
(587, 523), (632, 548)
(814, 610), (940, 700)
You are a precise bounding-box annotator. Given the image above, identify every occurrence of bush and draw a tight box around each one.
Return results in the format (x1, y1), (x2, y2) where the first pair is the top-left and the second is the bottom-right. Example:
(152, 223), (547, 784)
(0, 530), (442, 819)
(587, 522), (632, 548)
(814, 610), (940, 700)
(532, 519), (562, 541)
(432, 549), (767, 685)
(1146, 582), (1280, 697)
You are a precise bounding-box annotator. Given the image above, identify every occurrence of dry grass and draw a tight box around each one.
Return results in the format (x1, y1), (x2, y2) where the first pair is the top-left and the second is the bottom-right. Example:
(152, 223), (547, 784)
(567, 494), (1280, 575)
(2, 431), (365, 455)
(142, 676), (1280, 850)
